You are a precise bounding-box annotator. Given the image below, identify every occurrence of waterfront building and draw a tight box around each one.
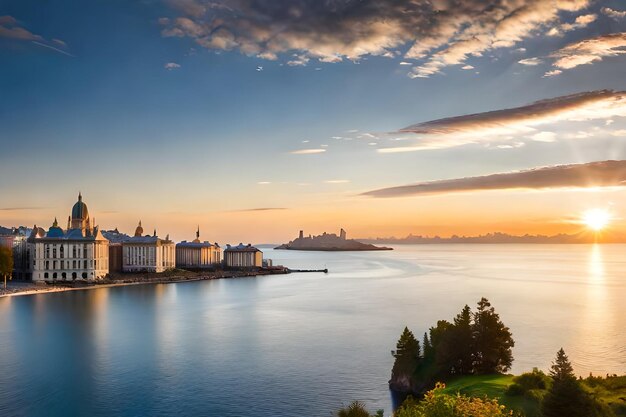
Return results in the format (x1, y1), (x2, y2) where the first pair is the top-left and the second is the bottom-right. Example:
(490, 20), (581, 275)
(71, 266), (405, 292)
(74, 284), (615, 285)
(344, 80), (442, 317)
(176, 227), (222, 269)
(0, 230), (30, 280)
(109, 243), (123, 273)
(27, 193), (109, 281)
(122, 221), (175, 273)
(223, 243), (263, 268)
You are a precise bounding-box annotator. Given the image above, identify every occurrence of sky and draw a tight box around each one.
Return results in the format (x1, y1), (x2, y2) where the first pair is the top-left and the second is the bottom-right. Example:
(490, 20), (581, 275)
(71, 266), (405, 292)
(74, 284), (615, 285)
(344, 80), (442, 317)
(1, 0), (626, 243)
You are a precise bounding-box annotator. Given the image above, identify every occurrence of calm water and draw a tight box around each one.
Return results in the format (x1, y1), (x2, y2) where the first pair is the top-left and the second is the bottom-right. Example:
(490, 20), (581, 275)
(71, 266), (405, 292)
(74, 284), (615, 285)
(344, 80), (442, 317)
(0, 244), (624, 417)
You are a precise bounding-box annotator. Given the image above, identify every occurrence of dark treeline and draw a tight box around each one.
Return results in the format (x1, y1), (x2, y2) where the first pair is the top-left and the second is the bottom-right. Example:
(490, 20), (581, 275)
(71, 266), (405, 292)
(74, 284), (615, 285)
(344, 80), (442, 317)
(389, 297), (514, 394)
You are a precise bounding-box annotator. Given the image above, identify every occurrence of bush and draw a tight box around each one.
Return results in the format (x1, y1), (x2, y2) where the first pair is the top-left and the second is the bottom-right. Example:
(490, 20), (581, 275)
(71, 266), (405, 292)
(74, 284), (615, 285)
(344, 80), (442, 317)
(505, 368), (551, 397)
(395, 383), (517, 417)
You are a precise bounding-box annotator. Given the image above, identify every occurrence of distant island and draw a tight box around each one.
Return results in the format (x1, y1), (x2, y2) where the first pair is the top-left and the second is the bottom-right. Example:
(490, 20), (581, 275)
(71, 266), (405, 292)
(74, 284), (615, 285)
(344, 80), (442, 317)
(358, 231), (626, 244)
(275, 229), (392, 251)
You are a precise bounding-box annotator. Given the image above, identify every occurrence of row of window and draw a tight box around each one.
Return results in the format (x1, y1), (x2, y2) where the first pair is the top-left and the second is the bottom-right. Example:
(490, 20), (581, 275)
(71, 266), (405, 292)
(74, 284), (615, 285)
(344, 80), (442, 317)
(43, 272), (90, 280)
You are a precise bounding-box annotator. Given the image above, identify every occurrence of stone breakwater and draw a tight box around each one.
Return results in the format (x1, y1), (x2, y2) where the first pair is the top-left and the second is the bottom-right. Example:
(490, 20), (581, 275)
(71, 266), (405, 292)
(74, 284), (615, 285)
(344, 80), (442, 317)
(0, 268), (291, 298)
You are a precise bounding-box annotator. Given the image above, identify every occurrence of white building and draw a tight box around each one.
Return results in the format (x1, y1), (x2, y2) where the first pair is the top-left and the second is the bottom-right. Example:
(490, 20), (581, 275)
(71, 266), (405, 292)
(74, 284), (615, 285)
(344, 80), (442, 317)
(224, 243), (263, 268)
(176, 227), (222, 269)
(122, 221), (175, 273)
(28, 193), (109, 282)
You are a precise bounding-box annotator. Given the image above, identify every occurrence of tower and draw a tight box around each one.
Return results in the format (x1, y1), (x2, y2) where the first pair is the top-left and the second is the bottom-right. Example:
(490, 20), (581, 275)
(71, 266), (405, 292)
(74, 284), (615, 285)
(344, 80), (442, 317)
(340, 228), (347, 240)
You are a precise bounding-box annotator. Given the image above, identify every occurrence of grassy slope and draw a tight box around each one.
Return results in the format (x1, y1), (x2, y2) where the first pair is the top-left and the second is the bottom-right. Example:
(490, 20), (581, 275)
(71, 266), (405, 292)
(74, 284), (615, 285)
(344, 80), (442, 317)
(441, 374), (540, 417)
(440, 374), (626, 417)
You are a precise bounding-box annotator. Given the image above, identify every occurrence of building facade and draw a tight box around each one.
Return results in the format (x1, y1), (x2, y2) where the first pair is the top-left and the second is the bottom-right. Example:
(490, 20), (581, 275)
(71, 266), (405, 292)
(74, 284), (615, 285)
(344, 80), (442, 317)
(224, 243), (263, 268)
(0, 231), (30, 280)
(122, 221), (175, 273)
(176, 227), (222, 269)
(28, 193), (109, 282)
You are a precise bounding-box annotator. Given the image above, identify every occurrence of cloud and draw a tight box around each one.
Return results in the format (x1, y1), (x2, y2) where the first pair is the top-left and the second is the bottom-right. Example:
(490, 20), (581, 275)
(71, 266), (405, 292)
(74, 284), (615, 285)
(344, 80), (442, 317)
(324, 180), (350, 184)
(160, 0), (593, 76)
(164, 62), (181, 70)
(291, 148), (326, 155)
(362, 160), (626, 198)
(546, 13), (597, 37)
(225, 207), (288, 212)
(602, 7), (626, 20)
(257, 181), (271, 185)
(380, 90), (626, 152)
(530, 131), (557, 142)
(0, 15), (71, 56)
(543, 69), (563, 77)
(550, 32), (626, 71)
(518, 57), (542, 66)
(0, 206), (47, 211)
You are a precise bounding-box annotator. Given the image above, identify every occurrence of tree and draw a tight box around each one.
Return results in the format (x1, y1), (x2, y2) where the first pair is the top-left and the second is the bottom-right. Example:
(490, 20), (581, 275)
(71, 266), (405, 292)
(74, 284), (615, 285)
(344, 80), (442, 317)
(450, 305), (474, 375)
(472, 298), (514, 374)
(392, 327), (421, 381)
(542, 349), (614, 417)
(549, 348), (575, 382)
(336, 401), (383, 417)
(0, 246), (13, 290)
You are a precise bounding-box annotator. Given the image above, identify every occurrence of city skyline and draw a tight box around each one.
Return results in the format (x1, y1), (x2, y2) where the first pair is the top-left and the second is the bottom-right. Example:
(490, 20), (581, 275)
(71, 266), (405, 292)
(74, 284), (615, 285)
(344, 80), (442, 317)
(2, 1), (626, 242)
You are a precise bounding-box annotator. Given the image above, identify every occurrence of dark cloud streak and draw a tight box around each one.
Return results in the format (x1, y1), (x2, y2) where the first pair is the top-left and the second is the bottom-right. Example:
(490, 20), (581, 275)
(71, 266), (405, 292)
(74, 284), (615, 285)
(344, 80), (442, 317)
(362, 160), (626, 198)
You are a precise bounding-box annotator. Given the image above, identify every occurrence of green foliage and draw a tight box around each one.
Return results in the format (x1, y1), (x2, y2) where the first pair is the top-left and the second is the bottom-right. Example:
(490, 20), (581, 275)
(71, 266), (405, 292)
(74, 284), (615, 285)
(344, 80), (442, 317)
(549, 348), (575, 382)
(391, 298), (515, 393)
(505, 368), (551, 397)
(392, 327), (422, 382)
(542, 349), (615, 417)
(0, 246), (13, 288)
(395, 383), (516, 417)
(0, 246), (13, 276)
(336, 401), (383, 417)
(472, 298), (514, 374)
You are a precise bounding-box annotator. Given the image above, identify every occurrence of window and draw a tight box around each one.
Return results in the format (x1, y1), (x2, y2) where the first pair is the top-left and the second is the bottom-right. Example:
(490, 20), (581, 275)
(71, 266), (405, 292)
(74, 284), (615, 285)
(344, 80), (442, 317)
(62, 272), (66, 280)
(53, 247), (56, 258)
(53, 272), (57, 279)
(72, 272), (77, 279)
(83, 260), (87, 269)
(60, 245), (64, 259)
(45, 245), (50, 258)
(45, 261), (49, 269)
(82, 272), (87, 279)
(44, 272), (49, 279)
(72, 245), (77, 258)
(73, 260), (76, 268)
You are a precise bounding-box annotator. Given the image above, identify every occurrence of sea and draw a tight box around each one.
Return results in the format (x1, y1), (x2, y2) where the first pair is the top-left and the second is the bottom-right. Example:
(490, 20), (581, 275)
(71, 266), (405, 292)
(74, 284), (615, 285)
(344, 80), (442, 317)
(0, 244), (624, 417)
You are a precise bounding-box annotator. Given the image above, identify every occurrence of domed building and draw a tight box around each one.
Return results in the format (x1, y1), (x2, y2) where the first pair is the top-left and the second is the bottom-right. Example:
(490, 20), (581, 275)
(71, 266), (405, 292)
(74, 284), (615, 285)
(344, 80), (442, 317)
(28, 193), (109, 282)
(175, 227), (222, 269)
(122, 221), (175, 273)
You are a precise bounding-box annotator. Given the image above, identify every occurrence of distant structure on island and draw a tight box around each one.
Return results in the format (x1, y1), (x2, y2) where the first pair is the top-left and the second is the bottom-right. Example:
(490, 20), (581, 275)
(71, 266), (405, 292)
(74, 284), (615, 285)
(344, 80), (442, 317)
(122, 221), (175, 273)
(176, 227), (222, 269)
(275, 229), (392, 251)
(27, 193), (110, 281)
(224, 243), (263, 268)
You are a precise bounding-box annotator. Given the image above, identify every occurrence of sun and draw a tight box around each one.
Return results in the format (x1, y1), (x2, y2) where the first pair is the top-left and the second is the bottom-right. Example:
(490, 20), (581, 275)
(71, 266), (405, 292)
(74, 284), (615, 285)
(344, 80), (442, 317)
(582, 209), (611, 232)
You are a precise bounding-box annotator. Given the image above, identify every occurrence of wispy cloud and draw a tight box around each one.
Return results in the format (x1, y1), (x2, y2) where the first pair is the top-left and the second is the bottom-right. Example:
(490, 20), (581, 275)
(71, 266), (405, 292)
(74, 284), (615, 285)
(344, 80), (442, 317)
(518, 57), (542, 66)
(379, 90), (626, 152)
(546, 13), (597, 37)
(225, 207), (288, 213)
(324, 180), (350, 184)
(549, 32), (626, 73)
(164, 62), (181, 70)
(160, 0), (594, 77)
(0, 206), (47, 211)
(0, 15), (72, 56)
(362, 160), (626, 198)
(602, 7), (626, 20)
(291, 148), (326, 155)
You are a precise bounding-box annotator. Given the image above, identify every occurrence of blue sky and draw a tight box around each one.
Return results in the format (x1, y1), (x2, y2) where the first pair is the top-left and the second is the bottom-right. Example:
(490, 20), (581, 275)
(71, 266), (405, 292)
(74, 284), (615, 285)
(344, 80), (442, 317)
(1, 0), (626, 242)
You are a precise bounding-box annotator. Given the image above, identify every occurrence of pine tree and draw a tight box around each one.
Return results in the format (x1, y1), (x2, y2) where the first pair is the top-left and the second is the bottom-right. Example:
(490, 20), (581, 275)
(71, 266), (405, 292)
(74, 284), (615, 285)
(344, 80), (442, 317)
(451, 304), (474, 374)
(391, 327), (421, 381)
(550, 348), (575, 382)
(472, 297), (514, 374)
(542, 348), (612, 417)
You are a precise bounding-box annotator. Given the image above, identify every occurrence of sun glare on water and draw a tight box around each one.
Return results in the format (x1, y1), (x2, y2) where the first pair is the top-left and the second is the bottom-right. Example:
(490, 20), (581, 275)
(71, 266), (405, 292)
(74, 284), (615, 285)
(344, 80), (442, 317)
(583, 209), (611, 231)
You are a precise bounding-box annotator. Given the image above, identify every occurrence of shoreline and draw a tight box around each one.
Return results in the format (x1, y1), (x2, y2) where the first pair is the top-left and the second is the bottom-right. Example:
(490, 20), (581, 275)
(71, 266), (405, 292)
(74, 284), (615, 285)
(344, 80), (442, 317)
(0, 269), (289, 299)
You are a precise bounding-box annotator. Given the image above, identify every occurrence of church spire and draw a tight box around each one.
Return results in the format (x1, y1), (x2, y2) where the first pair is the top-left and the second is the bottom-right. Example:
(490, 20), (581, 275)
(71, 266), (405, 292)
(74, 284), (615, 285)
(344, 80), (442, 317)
(78, 191), (82, 202)
(196, 225), (200, 239)
(53, 217), (58, 227)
